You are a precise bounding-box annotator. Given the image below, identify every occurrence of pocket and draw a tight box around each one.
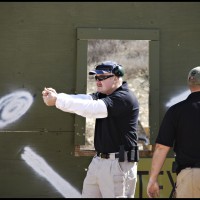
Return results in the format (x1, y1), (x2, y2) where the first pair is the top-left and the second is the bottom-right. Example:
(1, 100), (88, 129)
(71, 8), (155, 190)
(116, 161), (125, 174)
(87, 157), (97, 174)
(118, 160), (137, 171)
(112, 160), (137, 197)
(121, 162), (138, 181)
(176, 168), (191, 189)
(113, 174), (126, 197)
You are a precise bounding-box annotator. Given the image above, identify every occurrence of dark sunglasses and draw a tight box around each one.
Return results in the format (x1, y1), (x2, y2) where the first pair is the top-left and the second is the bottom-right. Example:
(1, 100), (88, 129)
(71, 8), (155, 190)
(95, 75), (114, 81)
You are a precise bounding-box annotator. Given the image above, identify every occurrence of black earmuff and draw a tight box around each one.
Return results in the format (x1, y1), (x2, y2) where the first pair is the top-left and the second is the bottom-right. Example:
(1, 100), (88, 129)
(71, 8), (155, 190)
(112, 64), (124, 77)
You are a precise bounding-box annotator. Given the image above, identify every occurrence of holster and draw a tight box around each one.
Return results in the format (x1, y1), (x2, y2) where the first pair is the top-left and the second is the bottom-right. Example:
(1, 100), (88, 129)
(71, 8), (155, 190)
(119, 145), (125, 162)
(172, 161), (178, 173)
(127, 146), (139, 162)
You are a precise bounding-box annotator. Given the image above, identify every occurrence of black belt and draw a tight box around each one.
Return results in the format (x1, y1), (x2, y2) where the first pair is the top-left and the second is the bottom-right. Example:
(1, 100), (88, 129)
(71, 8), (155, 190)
(96, 152), (120, 159)
(178, 162), (200, 174)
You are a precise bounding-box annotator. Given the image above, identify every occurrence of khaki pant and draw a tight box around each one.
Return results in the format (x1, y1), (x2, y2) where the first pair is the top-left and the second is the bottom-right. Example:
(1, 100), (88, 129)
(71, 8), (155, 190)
(82, 155), (137, 198)
(175, 168), (200, 198)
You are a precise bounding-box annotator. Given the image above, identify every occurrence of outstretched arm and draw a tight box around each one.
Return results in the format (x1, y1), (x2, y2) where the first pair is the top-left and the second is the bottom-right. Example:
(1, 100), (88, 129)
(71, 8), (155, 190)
(147, 143), (170, 198)
(42, 87), (108, 118)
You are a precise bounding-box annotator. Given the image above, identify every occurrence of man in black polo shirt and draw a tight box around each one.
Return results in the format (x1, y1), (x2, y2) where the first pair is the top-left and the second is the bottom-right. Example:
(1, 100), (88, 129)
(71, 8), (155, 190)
(42, 61), (140, 198)
(147, 66), (200, 198)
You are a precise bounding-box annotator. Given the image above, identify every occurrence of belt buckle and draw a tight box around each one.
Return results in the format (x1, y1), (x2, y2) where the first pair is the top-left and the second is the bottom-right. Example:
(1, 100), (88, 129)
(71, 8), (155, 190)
(109, 153), (115, 160)
(99, 153), (107, 159)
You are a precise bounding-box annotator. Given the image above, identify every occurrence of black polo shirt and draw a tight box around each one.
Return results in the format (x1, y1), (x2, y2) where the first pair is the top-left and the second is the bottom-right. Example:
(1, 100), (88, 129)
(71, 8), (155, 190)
(90, 81), (139, 153)
(156, 91), (200, 166)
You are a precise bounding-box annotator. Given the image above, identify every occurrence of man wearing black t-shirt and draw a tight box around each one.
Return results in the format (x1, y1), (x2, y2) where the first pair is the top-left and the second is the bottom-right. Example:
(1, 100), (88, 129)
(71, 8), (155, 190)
(42, 61), (140, 198)
(147, 66), (200, 198)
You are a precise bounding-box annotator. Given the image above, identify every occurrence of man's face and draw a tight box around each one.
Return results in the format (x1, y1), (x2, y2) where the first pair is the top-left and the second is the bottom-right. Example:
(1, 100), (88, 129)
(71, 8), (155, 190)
(94, 73), (116, 95)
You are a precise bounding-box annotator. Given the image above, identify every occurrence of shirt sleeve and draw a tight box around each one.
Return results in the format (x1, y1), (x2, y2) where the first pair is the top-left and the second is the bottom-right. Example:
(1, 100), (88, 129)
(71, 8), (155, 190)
(55, 93), (108, 118)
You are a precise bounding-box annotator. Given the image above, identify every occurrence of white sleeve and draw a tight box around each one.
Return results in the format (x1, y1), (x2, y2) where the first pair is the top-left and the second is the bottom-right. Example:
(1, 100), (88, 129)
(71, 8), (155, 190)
(67, 94), (93, 100)
(55, 93), (108, 119)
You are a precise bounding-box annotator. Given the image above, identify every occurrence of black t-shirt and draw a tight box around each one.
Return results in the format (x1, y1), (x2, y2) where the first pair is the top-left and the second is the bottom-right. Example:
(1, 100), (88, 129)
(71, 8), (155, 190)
(156, 91), (200, 166)
(90, 81), (139, 153)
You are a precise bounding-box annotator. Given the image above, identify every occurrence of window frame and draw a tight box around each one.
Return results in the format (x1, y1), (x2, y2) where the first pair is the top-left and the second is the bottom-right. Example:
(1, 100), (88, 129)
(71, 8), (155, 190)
(74, 28), (160, 157)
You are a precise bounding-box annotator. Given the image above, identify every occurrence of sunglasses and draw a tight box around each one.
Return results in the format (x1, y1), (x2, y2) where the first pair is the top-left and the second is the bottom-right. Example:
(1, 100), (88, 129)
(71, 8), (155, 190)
(95, 75), (114, 81)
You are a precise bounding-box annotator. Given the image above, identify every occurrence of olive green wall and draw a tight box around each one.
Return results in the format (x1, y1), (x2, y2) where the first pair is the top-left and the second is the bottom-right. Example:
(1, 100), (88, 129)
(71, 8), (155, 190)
(0, 2), (199, 197)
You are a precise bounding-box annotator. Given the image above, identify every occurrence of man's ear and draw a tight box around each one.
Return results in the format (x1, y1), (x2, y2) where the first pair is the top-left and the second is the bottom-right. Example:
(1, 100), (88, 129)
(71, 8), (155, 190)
(114, 75), (119, 80)
(113, 76), (118, 82)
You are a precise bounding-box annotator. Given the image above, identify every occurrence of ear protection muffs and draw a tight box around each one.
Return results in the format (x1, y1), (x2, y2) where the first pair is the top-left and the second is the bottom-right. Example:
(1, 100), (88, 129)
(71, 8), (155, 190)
(112, 64), (124, 77)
